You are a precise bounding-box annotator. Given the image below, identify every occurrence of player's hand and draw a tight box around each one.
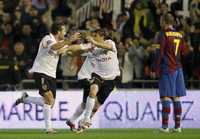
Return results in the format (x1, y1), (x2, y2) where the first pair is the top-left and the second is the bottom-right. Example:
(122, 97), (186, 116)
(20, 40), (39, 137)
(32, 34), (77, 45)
(86, 36), (96, 44)
(70, 32), (81, 42)
(57, 46), (68, 55)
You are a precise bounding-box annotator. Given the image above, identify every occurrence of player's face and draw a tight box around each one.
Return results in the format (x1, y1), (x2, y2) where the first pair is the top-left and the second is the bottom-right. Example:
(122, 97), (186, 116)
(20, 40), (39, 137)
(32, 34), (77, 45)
(58, 26), (66, 40)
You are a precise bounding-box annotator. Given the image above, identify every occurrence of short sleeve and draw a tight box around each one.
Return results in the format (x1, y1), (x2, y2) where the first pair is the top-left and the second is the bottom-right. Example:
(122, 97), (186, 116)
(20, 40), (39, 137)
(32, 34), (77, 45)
(81, 43), (93, 56)
(42, 36), (57, 48)
(105, 40), (117, 52)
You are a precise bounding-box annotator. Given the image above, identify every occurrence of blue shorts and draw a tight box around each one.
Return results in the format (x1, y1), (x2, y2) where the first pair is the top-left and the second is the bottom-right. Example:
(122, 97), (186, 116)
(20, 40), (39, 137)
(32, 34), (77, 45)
(159, 68), (186, 97)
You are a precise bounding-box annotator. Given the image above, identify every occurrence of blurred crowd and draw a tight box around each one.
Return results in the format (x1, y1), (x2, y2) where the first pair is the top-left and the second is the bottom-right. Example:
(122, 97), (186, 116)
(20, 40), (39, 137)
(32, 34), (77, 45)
(0, 0), (199, 89)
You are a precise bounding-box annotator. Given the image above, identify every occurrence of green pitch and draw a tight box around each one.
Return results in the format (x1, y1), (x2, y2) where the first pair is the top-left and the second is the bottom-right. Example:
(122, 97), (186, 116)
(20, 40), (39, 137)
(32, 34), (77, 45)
(0, 129), (200, 139)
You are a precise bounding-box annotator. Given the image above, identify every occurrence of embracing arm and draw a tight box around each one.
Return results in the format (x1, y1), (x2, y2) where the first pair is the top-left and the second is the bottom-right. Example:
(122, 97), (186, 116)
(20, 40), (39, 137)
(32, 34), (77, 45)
(87, 36), (114, 51)
(51, 32), (81, 51)
(57, 44), (94, 55)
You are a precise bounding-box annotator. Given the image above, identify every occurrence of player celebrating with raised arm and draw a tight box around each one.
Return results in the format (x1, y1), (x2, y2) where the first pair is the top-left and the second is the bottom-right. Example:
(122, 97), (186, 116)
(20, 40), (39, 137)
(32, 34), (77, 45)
(77, 29), (120, 132)
(14, 22), (89, 134)
(155, 13), (189, 133)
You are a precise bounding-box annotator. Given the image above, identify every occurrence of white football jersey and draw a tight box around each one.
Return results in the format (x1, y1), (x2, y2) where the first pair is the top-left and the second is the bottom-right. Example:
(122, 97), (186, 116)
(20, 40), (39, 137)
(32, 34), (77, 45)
(92, 40), (120, 80)
(29, 33), (59, 78)
(78, 43), (95, 80)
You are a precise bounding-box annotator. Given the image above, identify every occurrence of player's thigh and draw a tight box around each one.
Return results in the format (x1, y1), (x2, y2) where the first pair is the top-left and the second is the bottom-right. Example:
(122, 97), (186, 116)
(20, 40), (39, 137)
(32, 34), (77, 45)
(48, 76), (56, 98)
(33, 72), (56, 99)
(90, 73), (103, 97)
(97, 80), (115, 105)
(43, 90), (55, 105)
(89, 84), (99, 97)
(175, 68), (186, 97)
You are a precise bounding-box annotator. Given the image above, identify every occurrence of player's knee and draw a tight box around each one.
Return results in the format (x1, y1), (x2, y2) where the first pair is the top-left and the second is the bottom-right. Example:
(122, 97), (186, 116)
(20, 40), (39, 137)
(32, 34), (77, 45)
(161, 97), (171, 101)
(172, 97), (180, 102)
(89, 93), (96, 98)
(44, 91), (54, 106)
(44, 97), (54, 106)
(89, 84), (98, 98)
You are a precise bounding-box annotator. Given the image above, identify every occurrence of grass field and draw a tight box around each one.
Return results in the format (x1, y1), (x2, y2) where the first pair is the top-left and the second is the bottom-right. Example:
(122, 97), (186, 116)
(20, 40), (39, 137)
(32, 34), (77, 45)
(0, 129), (200, 139)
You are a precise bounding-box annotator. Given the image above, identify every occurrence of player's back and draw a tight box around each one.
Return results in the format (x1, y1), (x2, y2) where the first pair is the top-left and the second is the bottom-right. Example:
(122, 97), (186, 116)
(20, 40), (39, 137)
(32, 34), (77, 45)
(159, 28), (186, 74)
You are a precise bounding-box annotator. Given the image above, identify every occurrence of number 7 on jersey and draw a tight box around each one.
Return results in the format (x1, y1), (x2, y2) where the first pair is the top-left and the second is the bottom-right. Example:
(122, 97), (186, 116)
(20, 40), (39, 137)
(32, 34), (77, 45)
(174, 39), (180, 56)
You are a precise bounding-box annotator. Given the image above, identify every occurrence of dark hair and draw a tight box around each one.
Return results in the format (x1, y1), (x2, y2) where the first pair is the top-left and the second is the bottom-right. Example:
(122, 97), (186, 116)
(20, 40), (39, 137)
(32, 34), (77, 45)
(95, 28), (111, 39)
(162, 13), (175, 25)
(51, 22), (64, 35)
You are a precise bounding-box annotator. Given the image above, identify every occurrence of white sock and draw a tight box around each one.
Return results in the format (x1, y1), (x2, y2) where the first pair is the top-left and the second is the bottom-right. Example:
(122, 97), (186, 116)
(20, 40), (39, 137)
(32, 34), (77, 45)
(24, 97), (44, 106)
(43, 104), (52, 130)
(84, 96), (95, 120)
(69, 104), (84, 123)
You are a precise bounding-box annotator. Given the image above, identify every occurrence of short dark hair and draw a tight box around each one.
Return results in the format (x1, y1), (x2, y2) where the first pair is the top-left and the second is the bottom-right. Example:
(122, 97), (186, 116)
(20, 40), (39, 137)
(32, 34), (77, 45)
(51, 22), (64, 34)
(96, 28), (111, 39)
(162, 13), (175, 25)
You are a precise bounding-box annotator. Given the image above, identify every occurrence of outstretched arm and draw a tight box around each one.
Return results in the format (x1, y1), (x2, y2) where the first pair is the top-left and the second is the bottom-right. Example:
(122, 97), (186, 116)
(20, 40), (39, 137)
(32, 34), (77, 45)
(51, 32), (81, 51)
(86, 36), (114, 51)
(57, 43), (94, 55)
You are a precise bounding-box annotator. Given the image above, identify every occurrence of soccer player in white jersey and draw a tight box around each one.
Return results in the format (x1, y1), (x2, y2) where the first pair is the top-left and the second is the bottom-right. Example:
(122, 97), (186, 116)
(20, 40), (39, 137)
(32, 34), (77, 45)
(65, 45), (95, 131)
(66, 43), (105, 131)
(14, 22), (87, 133)
(77, 29), (121, 132)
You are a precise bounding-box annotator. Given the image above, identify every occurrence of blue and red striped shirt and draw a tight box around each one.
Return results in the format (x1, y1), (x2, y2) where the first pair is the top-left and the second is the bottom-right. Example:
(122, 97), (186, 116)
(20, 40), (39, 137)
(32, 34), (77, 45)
(155, 27), (188, 75)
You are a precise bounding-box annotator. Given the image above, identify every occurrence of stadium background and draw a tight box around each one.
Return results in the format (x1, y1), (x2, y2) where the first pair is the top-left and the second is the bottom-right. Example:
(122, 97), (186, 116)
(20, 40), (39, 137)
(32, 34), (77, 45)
(0, 0), (199, 89)
(0, 0), (199, 138)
